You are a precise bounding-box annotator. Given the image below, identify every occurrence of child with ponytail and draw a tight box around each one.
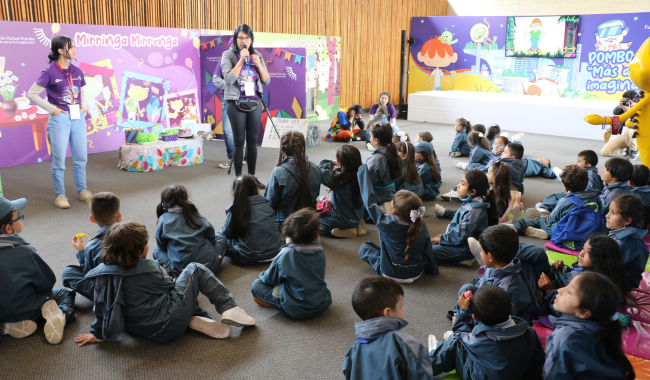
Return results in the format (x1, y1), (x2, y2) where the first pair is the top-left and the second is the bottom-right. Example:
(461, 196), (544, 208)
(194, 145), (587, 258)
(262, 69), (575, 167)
(455, 131), (493, 171)
(395, 141), (424, 199)
(486, 124), (500, 148)
(221, 175), (283, 264)
(449, 118), (472, 158)
(356, 165), (438, 282)
(361, 123), (402, 213)
(414, 131), (441, 171)
(153, 185), (226, 277)
(487, 162), (523, 223)
(414, 141), (442, 201)
(545, 272), (635, 380)
(318, 145), (365, 238)
(265, 131), (321, 228)
(432, 171), (498, 266)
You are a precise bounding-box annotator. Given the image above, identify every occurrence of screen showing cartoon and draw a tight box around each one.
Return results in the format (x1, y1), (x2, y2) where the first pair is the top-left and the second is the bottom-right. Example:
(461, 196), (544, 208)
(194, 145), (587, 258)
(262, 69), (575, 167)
(505, 16), (580, 58)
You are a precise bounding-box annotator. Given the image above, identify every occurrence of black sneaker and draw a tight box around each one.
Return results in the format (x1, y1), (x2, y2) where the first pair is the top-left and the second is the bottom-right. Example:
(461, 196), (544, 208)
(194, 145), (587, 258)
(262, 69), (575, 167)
(254, 177), (266, 190)
(445, 310), (454, 321)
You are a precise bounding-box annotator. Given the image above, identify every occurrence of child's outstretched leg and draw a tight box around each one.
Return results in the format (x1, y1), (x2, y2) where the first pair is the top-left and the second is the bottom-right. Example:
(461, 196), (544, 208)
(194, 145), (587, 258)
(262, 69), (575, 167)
(62, 265), (95, 301)
(41, 288), (75, 344)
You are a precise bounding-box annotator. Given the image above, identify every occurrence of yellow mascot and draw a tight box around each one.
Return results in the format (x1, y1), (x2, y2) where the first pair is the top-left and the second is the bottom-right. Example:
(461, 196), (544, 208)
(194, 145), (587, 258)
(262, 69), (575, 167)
(585, 37), (650, 167)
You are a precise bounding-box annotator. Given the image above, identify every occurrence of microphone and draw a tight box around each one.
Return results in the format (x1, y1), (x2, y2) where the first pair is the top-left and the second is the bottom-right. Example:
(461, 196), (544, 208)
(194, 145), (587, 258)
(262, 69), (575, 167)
(242, 44), (249, 64)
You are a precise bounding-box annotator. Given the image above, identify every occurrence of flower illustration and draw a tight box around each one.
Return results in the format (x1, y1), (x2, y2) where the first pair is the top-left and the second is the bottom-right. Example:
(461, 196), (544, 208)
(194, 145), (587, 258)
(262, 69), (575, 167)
(6, 85), (15, 92)
(14, 115), (22, 121)
(0, 86), (5, 92)
(11, 76), (18, 81)
(5, 70), (13, 76)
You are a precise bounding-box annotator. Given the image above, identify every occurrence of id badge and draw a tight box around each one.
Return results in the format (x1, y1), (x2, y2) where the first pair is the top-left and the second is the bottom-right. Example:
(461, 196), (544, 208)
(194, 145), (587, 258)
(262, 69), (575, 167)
(69, 104), (81, 120)
(244, 82), (255, 97)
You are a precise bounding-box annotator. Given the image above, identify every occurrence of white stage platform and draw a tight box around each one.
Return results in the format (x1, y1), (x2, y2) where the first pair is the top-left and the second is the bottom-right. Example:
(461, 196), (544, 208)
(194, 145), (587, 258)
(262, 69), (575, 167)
(407, 90), (614, 140)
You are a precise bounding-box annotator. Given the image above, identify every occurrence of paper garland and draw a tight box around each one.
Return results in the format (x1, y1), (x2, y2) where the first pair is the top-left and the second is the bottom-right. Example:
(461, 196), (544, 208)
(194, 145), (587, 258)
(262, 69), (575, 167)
(200, 38), (305, 66)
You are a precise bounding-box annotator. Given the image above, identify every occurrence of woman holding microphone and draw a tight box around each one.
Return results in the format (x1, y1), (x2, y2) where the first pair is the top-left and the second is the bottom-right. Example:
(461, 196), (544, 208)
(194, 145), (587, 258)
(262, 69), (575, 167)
(221, 24), (270, 188)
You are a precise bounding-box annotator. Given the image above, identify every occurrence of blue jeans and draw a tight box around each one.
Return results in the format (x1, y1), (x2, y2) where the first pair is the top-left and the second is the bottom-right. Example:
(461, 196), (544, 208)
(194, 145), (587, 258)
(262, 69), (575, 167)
(221, 100), (233, 160)
(46, 112), (87, 196)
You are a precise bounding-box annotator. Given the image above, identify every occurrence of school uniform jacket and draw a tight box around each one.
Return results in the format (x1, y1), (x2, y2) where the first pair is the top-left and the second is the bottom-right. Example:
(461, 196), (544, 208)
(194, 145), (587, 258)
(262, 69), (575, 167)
(500, 158), (525, 194)
(585, 166), (603, 192)
(256, 242), (332, 320)
(478, 151), (502, 173)
(343, 317), (433, 380)
(544, 315), (628, 380)
(439, 196), (489, 257)
(522, 158), (556, 179)
(86, 259), (197, 344)
(358, 165), (438, 279)
(395, 173), (424, 199)
(609, 227), (649, 291)
(535, 190), (602, 236)
(74, 224), (110, 275)
(318, 160), (365, 225)
(417, 161), (442, 201)
(153, 209), (225, 275)
(221, 194), (283, 262)
(363, 147), (400, 205)
(430, 311), (545, 380)
(600, 181), (631, 215)
(450, 130), (471, 156)
(477, 259), (536, 323)
(467, 145), (493, 170)
(265, 157), (321, 225)
(631, 185), (650, 207)
(0, 234), (56, 322)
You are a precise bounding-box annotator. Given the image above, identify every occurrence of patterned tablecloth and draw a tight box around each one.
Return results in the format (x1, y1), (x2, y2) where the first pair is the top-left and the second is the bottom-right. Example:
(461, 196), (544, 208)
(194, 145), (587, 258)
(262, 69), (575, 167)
(118, 136), (203, 172)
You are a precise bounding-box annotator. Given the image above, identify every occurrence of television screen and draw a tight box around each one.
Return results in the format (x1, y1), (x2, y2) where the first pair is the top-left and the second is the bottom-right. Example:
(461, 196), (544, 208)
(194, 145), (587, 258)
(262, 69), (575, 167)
(505, 16), (580, 58)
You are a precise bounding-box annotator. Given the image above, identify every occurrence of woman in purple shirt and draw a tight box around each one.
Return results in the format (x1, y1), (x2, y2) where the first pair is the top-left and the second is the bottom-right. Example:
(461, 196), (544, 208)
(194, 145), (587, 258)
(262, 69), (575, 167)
(368, 92), (398, 128)
(27, 36), (91, 209)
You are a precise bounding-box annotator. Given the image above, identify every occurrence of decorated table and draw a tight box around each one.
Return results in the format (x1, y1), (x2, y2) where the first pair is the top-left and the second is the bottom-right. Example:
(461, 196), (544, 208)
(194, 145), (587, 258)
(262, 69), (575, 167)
(117, 135), (203, 172)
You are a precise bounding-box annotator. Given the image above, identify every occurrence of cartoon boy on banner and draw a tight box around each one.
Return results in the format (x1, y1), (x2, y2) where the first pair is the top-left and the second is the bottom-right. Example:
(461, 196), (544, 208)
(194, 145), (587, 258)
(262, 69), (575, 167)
(595, 19), (633, 52)
(523, 18), (545, 53)
(417, 38), (457, 91)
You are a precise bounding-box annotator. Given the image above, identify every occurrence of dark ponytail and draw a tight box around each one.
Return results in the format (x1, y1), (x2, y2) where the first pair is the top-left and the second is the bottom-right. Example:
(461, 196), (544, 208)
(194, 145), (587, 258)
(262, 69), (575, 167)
(457, 118), (471, 134)
(396, 142), (420, 186)
(574, 234), (628, 299)
(468, 131), (491, 151)
(230, 175), (258, 240)
(486, 125), (501, 141)
(574, 272), (635, 380)
(420, 151), (441, 181)
(48, 35), (74, 63)
(156, 185), (202, 229)
(393, 190), (424, 262)
(370, 123), (401, 181)
(465, 170), (498, 226)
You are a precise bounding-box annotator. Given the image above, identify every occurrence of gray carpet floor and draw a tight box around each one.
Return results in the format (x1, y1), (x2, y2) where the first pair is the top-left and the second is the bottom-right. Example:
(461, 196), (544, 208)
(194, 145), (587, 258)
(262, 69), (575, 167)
(0, 118), (608, 379)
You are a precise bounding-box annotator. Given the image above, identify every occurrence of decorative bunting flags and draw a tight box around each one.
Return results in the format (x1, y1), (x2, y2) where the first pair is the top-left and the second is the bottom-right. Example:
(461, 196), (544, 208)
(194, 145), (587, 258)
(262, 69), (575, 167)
(210, 40), (215, 48)
(217, 36), (222, 44)
(181, 29), (188, 37)
(199, 39), (304, 66)
(274, 48), (282, 57)
(284, 51), (292, 61)
(190, 32), (196, 39)
(294, 55), (302, 64)
(202, 43), (208, 50)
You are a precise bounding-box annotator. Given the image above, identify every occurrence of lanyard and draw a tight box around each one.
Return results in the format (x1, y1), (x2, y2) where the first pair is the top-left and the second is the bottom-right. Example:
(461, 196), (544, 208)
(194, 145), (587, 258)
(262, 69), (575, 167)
(56, 61), (77, 104)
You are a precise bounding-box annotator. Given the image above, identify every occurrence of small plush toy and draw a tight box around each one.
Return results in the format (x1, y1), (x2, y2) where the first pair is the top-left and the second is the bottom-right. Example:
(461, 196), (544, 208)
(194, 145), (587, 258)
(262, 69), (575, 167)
(463, 290), (473, 299)
(75, 233), (90, 240)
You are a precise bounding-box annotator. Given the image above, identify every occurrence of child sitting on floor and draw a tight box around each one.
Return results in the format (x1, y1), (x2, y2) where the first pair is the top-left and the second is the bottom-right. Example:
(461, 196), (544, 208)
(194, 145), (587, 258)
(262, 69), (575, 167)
(318, 145), (366, 238)
(0, 196), (76, 345)
(363, 123), (402, 214)
(544, 272), (635, 380)
(486, 124), (500, 148)
(512, 165), (601, 240)
(343, 276), (434, 380)
(601, 157), (633, 215)
(251, 208), (332, 320)
(449, 118), (472, 158)
(221, 175), (283, 265)
(76, 222), (255, 346)
(606, 194), (650, 292)
(414, 141), (442, 201)
(472, 123), (486, 135)
(414, 131), (440, 171)
(63, 192), (121, 301)
(153, 185), (226, 277)
(392, 130), (409, 144)
(487, 162), (523, 223)
(357, 163), (438, 281)
(455, 131), (492, 171)
(432, 171), (497, 266)
(429, 285), (545, 379)
(629, 164), (650, 206)
(500, 143), (526, 194)
(395, 141), (424, 199)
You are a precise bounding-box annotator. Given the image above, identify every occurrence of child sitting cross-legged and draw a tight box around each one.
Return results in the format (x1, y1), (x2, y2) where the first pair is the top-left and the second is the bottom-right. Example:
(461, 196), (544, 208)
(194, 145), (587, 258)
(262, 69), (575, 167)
(454, 131), (492, 171)
(75, 222), (255, 346)
(414, 141), (442, 201)
(449, 118), (472, 158)
(395, 141), (424, 199)
(511, 165), (602, 240)
(413, 131), (440, 171)
(343, 276), (435, 380)
(629, 164), (650, 207)
(429, 285), (545, 380)
(0, 197), (76, 344)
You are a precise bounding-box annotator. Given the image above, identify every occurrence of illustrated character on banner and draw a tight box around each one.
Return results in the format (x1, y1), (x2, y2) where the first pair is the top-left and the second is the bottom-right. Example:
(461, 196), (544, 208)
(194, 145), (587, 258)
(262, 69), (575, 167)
(595, 19), (633, 52)
(437, 29), (458, 45)
(585, 37), (650, 168)
(168, 98), (184, 119)
(183, 99), (198, 121)
(84, 76), (111, 120)
(417, 38), (457, 91)
(146, 87), (162, 123)
(124, 84), (149, 120)
(470, 18), (498, 52)
(519, 18), (545, 53)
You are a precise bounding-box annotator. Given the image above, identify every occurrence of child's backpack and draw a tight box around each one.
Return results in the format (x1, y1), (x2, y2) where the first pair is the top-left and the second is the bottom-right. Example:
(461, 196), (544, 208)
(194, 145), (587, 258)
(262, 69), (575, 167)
(551, 195), (604, 251)
(498, 189), (524, 224)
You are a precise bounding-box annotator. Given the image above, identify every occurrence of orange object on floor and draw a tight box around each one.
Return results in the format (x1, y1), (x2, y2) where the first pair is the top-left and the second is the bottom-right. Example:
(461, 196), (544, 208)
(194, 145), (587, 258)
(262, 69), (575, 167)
(627, 354), (650, 378)
(336, 130), (353, 141)
(253, 296), (272, 308)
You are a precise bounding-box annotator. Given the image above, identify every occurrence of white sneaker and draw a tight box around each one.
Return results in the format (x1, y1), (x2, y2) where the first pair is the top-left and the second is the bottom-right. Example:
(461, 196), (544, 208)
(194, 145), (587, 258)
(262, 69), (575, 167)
(221, 306), (256, 327)
(510, 132), (525, 142)
(242, 160), (247, 165)
(54, 194), (70, 209)
(442, 190), (460, 202)
(41, 300), (66, 344)
(450, 152), (462, 158)
(357, 220), (367, 236)
(331, 228), (358, 238)
(434, 204), (446, 217)
(443, 331), (453, 341)
(526, 206), (550, 219)
(189, 316), (232, 339)
(455, 161), (467, 170)
(467, 237), (483, 265)
(525, 226), (549, 239)
(552, 167), (563, 180)
(78, 189), (93, 202)
(459, 258), (476, 267)
(366, 142), (374, 151)
(0, 320), (37, 338)
(218, 161), (233, 169)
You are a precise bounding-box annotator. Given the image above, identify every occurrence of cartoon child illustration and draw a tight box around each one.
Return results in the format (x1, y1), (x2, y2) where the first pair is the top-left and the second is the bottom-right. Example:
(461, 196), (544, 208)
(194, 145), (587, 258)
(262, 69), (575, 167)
(524, 18), (545, 53)
(417, 38), (457, 91)
(595, 19), (633, 52)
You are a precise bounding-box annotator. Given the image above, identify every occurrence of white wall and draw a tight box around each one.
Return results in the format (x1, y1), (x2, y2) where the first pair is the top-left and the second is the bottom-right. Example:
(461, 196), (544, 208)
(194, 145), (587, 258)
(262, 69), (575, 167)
(447, 0), (650, 16)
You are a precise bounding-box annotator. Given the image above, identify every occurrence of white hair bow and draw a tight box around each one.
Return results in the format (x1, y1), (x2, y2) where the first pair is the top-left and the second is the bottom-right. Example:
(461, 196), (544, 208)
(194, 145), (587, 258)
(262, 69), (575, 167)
(410, 206), (425, 222)
(478, 132), (484, 137)
(397, 131), (408, 142)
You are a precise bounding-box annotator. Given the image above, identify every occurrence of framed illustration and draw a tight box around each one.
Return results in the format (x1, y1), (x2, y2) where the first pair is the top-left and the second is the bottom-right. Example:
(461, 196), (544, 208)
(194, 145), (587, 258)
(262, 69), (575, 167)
(162, 89), (200, 129)
(117, 71), (169, 131)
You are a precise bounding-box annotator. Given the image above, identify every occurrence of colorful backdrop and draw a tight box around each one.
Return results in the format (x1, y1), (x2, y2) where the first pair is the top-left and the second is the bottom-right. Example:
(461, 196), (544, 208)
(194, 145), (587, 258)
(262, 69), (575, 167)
(408, 12), (648, 101)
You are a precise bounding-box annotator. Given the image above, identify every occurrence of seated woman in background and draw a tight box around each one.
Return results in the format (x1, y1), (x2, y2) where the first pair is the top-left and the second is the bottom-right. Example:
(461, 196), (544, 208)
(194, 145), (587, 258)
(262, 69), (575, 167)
(326, 104), (364, 142)
(364, 106), (389, 151)
(369, 92), (398, 128)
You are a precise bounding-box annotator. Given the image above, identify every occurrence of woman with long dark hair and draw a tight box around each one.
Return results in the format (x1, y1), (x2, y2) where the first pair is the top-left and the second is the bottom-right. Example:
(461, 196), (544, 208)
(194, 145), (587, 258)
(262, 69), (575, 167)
(220, 24), (270, 188)
(27, 36), (91, 209)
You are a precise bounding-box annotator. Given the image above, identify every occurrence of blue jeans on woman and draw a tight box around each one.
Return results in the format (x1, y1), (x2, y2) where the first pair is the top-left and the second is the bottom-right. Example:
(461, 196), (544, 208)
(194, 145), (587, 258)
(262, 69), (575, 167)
(46, 112), (87, 196)
(221, 100), (233, 160)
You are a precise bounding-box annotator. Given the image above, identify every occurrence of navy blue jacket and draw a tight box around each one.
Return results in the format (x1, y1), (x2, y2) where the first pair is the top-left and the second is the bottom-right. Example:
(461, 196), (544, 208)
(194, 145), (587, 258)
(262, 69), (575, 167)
(0, 234), (56, 322)
(358, 165), (438, 279)
(395, 174), (424, 199)
(501, 158), (525, 194)
(585, 166), (603, 192)
(344, 317), (433, 380)
(522, 158), (556, 179)
(74, 224), (110, 275)
(467, 145), (493, 170)
(609, 227), (649, 291)
(265, 157), (321, 226)
(544, 315), (629, 380)
(318, 159), (365, 224)
(256, 242), (332, 320)
(221, 194), (283, 262)
(430, 311), (545, 380)
(440, 195), (490, 257)
(600, 181), (631, 215)
(631, 185), (650, 207)
(477, 151), (501, 173)
(476, 259), (535, 323)
(450, 130), (471, 156)
(363, 147), (400, 205)
(417, 161), (441, 201)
